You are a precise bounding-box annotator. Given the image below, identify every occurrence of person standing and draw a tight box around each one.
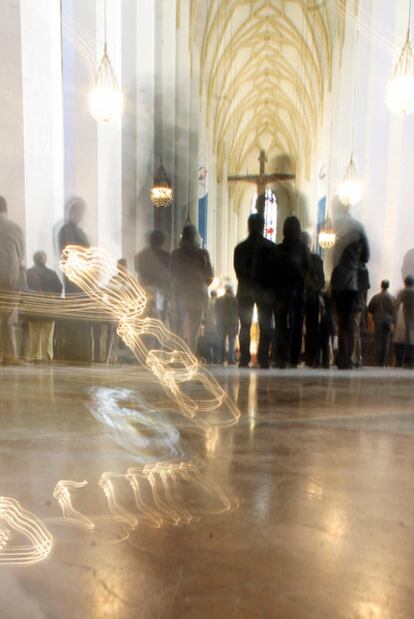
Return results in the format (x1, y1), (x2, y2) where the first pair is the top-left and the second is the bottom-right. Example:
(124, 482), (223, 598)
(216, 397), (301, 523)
(368, 280), (395, 367)
(302, 231), (325, 367)
(0, 196), (25, 365)
(331, 203), (370, 369)
(170, 224), (213, 353)
(202, 290), (219, 364)
(135, 230), (170, 323)
(58, 197), (92, 363)
(215, 284), (239, 365)
(395, 276), (414, 368)
(234, 213), (275, 368)
(26, 251), (62, 362)
(268, 216), (309, 368)
(319, 287), (335, 369)
(58, 198), (90, 291)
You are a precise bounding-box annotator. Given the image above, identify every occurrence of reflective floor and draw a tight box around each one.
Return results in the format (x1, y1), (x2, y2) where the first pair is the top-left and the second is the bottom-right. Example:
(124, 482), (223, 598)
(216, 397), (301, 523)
(1, 365), (414, 618)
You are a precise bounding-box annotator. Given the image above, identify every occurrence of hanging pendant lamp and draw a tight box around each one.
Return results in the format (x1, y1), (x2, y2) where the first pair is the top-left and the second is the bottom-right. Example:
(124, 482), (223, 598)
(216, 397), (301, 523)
(150, 162), (173, 208)
(89, 0), (123, 123)
(338, 29), (363, 207)
(338, 154), (363, 207)
(318, 218), (336, 250)
(386, 0), (414, 115)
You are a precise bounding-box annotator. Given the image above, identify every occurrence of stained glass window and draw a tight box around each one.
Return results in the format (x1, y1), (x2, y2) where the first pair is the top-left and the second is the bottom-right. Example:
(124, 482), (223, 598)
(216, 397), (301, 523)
(251, 188), (277, 243)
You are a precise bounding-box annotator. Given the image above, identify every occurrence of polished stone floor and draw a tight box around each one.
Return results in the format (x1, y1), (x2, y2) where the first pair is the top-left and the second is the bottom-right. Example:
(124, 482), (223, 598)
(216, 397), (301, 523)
(1, 365), (414, 618)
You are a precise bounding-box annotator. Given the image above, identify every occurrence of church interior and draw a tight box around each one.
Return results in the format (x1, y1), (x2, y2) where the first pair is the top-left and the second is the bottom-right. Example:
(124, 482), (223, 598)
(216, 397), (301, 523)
(1, 0), (414, 617)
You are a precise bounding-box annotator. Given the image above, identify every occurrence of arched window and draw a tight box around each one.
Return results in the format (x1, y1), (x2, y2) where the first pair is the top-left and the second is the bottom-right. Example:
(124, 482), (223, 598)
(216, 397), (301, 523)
(251, 188), (277, 243)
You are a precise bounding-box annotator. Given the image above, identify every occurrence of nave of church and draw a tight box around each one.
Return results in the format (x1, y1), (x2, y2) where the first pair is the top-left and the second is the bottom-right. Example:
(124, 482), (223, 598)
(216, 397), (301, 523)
(2, 0), (414, 616)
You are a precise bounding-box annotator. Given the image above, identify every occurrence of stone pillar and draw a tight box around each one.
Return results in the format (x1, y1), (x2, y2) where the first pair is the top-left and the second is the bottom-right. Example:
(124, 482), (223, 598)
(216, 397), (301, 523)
(62, 0), (98, 245)
(96, 0), (122, 258)
(136, 0), (155, 255)
(20, 0), (64, 265)
(0, 1), (26, 238)
(121, 0), (137, 266)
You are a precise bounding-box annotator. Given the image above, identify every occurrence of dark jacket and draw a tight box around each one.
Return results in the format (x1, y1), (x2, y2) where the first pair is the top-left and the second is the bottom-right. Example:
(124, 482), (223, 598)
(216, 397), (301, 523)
(331, 217), (369, 292)
(268, 238), (310, 297)
(58, 221), (89, 252)
(234, 234), (275, 301)
(0, 213), (25, 290)
(215, 292), (239, 336)
(396, 287), (414, 344)
(368, 291), (395, 326)
(135, 247), (170, 292)
(170, 245), (213, 309)
(305, 253), (325, 294)
(26, 264), (62, 294)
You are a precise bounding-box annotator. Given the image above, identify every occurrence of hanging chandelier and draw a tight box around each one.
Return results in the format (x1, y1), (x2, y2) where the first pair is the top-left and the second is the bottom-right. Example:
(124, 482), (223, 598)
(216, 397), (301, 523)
(89, 1), (123, 123)
(150, 163), (173, 208)
(338, 155), (363, 207)
(387, 23), (414, 114)
(318, 219), (336, 250)
(339, 28), (363, 208)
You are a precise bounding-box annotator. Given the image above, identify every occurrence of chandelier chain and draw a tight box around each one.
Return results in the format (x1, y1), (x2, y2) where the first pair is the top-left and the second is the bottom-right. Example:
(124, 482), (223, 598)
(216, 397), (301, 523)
(350, 28), (360, 159)
(104, 0), (107, 52)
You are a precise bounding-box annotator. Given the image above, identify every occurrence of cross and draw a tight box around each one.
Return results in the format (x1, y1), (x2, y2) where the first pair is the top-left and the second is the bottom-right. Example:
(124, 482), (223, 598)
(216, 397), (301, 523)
(227, 150), (295, 215)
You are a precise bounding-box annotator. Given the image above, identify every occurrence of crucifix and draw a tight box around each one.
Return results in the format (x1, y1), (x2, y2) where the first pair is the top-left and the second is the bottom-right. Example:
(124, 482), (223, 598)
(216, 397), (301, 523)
(227, 150), (295, 215)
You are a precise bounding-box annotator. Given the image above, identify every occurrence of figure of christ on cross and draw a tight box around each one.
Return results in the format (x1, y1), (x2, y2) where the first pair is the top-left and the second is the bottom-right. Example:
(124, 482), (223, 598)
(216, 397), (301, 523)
(227, 150), (295, 215)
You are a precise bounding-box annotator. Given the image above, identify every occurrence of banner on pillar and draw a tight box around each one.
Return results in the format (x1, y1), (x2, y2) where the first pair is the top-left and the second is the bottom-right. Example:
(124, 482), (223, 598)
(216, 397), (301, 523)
(198, 166), (208, 248)
(198, 194), (208, 248)
(316, 195), (327, 255)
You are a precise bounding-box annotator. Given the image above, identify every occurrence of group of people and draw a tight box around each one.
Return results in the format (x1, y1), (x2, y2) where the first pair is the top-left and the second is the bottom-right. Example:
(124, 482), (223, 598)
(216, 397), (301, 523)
(233, 212), (335, 369)
(1, 190), (414, 369)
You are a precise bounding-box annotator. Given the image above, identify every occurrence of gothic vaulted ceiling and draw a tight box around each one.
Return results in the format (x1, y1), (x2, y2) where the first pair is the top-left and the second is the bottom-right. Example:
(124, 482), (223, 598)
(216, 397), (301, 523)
(191, 0), (353, 189)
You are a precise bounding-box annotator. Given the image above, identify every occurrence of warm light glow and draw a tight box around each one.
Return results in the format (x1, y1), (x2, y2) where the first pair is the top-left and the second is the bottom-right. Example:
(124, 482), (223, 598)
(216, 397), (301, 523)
(387, 35), (414, 115)
(318, 230), (336, 250)
(338, 157), (363, 206)
(53, 480), (95, 531)
(150, 185), (173, 208)
(89, 49), (123, 123)
(0, 497), (53, 565)
(150, 164), (173, 208)
(60, 245), (240, 427)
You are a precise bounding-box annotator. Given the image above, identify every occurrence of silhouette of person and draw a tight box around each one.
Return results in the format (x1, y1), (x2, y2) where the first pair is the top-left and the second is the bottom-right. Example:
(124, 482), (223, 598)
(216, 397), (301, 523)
(331, 203), (369, 369)
(368, 280), (395, 367)
(268, 216), (310, 368)
(302, 231), (325, 367)
(170, 224), (213, 352)
(234, 213), (275, 368)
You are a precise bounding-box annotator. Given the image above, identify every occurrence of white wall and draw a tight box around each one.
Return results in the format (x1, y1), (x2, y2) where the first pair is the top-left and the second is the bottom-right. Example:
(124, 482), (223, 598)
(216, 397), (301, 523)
(0, 1), (26, 239)
(20, 0), (64, 265)
(326, 0), (414, 295)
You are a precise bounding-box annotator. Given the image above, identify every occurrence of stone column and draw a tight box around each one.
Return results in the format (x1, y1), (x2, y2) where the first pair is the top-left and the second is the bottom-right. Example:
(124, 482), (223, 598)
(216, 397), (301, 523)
(20, 0), (64, 265)
(0, 1), (26, 239)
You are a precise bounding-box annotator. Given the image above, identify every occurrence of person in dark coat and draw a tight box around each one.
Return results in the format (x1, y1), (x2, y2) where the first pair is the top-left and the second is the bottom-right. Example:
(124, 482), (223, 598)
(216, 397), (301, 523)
(268, 216), (310, 368)
(0, 196), (25, 364)
(330, 203), (370, 369)
(26, 251), (62, 362)
(170, 224), (213, 352)
(302, 231), (325, 367)
(135, 230), (170, 322)
(234, 213), (275, 368)
(319, 287), (335, 369)
(58, 197), (89, 294)
(368, 280), (395, 366)
(215, 284), (239, 364)
(57, 197), (92, 363)
(395, 275), (414, 368)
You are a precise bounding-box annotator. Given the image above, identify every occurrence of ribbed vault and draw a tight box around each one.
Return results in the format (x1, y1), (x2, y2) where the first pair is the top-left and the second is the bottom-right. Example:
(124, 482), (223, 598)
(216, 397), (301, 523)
(191, 0), (351, 203)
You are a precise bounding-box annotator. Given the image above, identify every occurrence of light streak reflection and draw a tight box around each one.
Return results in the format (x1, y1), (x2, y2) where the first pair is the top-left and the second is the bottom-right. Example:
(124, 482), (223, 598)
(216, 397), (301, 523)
(0, 245), (240, 566)
(0, 497), (53, 565)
